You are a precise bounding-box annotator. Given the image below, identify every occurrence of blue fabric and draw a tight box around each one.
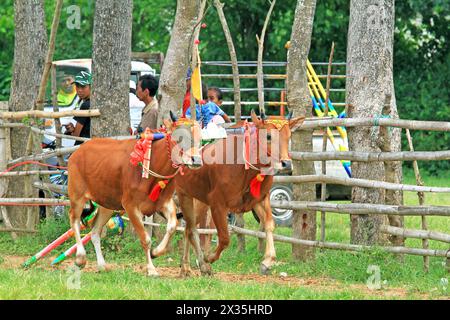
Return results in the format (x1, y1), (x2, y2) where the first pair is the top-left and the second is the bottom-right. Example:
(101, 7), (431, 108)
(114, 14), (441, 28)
(185, 101), (225, 127)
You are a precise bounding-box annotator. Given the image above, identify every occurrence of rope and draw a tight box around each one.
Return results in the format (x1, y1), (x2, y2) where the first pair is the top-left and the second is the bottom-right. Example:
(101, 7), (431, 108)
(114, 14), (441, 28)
(373, 114), (391, 126)
(1, 161), (67, 177)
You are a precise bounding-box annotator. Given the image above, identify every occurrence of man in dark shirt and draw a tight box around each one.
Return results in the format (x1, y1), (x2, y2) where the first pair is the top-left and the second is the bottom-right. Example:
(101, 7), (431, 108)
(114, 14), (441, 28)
(64, 71), (92, 145)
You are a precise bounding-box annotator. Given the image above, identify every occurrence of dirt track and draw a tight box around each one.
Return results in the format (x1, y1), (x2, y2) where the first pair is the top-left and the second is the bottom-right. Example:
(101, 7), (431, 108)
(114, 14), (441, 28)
(0, 254), (436, 299)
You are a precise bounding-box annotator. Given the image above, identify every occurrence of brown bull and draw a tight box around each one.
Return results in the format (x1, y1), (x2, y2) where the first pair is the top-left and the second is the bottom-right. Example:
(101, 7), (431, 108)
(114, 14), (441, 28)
(67, 120), (202, 276)
(174, 110), (304, 276)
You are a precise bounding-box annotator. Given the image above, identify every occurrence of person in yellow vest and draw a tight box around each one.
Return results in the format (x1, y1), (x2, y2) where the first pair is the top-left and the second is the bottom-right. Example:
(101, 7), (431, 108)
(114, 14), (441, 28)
(57, 74), (78, 107)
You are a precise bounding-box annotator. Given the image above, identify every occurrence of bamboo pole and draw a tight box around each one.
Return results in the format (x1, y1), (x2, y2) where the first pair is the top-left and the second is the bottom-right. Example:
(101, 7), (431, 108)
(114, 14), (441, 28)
(320, 42), (335, 243)
(406, 129), (429, 272)
(295, 117), (450, 132)
(29, 126), (89, 143)
(0, 198), (70, 205)
(8, 146), (79, 166)
(34, 0), (64, 111)
(0, 109), (100, 120)
(256, 0), (276, 116)
(380, 225), (450, 244)
(51, 64), (65, 167)
(0, 170), (66, 177)
(32, 181), (67, 195)
(270, 200), (450, 216)
(214, 0), (241, 120)
(274, 175), (450, 193)
(229, 226), (450, 258)
(290, 150), (450, 162)
(0, 102), (17, 239)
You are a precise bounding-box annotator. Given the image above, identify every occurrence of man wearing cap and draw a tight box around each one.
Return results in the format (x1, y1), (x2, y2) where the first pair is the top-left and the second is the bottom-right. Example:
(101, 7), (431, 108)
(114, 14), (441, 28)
(64, 71), (92, 145)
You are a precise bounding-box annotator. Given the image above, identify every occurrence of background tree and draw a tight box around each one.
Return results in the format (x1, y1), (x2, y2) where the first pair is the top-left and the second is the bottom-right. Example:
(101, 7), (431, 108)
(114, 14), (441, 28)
(0, 0), (447, 174)
(286, 0), (317, 260)
(157, 0), (201, 123)
(91, 0), (133, 137)
(5, 0), (47, 230)
(346, 0), (398, 245)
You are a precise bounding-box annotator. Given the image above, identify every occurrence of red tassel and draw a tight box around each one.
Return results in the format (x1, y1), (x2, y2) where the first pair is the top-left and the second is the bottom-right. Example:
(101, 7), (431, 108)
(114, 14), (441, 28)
(149, 180), (169, 202)
(249, 174), (265, 198)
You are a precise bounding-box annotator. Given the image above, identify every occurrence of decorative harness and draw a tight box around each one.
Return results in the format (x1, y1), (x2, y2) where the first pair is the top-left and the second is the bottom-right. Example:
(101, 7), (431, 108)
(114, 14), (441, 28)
(129, 119), (198, 202)
(242, 118), (290, 198)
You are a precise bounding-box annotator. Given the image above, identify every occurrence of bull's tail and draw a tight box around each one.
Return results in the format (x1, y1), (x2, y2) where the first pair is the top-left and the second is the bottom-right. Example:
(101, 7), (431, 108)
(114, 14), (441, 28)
(81, 200), (99, 226)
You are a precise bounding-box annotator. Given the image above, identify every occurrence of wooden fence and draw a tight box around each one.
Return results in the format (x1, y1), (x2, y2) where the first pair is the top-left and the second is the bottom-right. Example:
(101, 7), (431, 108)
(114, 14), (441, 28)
(0, 102), (449, 272)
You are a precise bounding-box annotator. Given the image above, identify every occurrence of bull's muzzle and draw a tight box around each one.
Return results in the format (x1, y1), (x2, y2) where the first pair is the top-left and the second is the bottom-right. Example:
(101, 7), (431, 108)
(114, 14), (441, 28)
(190, 154), (203, 168)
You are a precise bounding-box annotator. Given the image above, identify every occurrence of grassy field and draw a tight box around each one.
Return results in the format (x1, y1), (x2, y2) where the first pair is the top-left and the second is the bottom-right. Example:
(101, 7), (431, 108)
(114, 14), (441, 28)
(0, 169), (449, 300)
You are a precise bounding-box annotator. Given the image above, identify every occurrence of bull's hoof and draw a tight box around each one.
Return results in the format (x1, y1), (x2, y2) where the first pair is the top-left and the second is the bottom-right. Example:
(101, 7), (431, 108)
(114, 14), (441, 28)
(260, 263), (271, 275)
(75, 255), (86, 269)
(97, 264), (111, 272)
(200, 263), (213, 276)
(147, 269), (160, 277)
(180, 266), (193, 278)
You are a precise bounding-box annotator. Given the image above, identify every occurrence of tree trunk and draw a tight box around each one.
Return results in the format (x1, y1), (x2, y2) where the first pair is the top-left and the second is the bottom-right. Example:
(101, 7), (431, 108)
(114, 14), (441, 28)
(346, 0), (396, 245)
(286, 0), (317, 261)
(91, 0), (132, 137)
(6, 0), (47, 231)
(157, 0), (201, 124)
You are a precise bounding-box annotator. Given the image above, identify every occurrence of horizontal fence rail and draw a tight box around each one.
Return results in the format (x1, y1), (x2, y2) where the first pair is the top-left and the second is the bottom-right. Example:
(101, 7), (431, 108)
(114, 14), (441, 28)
(273, 175), (450, 193)
(270, 200), (450, 217)
(296, 117), (450, 132)
(290, 150), (450, 162)
(380, 225), (450, 244)
(0, 109), (100, 120)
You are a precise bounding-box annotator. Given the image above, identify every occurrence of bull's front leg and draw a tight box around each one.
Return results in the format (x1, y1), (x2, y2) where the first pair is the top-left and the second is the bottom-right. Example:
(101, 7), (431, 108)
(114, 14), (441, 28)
(252, 195), (276, 275)
(178, 193), (212, 277)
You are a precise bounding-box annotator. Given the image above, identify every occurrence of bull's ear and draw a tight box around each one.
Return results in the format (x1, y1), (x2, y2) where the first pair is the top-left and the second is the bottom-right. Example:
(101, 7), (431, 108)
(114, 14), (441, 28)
(250, 109), (261, 125)
(289, 116), (305, 130)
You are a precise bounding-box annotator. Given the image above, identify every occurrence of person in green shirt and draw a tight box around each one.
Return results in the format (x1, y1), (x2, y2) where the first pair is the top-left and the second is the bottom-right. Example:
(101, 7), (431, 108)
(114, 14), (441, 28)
(57, 73), (78, 107)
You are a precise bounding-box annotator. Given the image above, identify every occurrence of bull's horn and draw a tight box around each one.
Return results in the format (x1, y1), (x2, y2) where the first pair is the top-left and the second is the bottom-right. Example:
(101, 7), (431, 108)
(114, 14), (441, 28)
(261, 112), (267, 120)
(169, 110), (178, 122)
(286, 111), (293, 120)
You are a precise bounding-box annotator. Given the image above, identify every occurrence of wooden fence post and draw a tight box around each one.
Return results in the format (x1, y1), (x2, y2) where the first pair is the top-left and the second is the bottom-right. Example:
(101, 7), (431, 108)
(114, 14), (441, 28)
(0, 101), (17, 239)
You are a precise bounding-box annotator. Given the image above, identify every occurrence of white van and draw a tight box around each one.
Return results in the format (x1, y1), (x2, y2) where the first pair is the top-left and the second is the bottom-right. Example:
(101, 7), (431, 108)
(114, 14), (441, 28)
(43, 58), (156, 148)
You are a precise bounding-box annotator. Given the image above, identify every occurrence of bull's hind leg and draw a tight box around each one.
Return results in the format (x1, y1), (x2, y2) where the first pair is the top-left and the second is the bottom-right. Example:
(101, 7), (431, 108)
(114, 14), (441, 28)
(252, 195), (276, 275)
(195, 200), (213, 255)
(90, 206), (114, 272)
(69, 199), (88, 269)
(207, 206), (230, 264)
(178, 193), (211, 277)
(125, 206), (159, 277)
(151, 199), (178, 258)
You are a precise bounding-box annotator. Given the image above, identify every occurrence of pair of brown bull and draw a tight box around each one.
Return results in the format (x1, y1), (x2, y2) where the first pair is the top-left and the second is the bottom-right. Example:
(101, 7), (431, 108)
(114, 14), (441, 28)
(67, 110), (304, 277)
